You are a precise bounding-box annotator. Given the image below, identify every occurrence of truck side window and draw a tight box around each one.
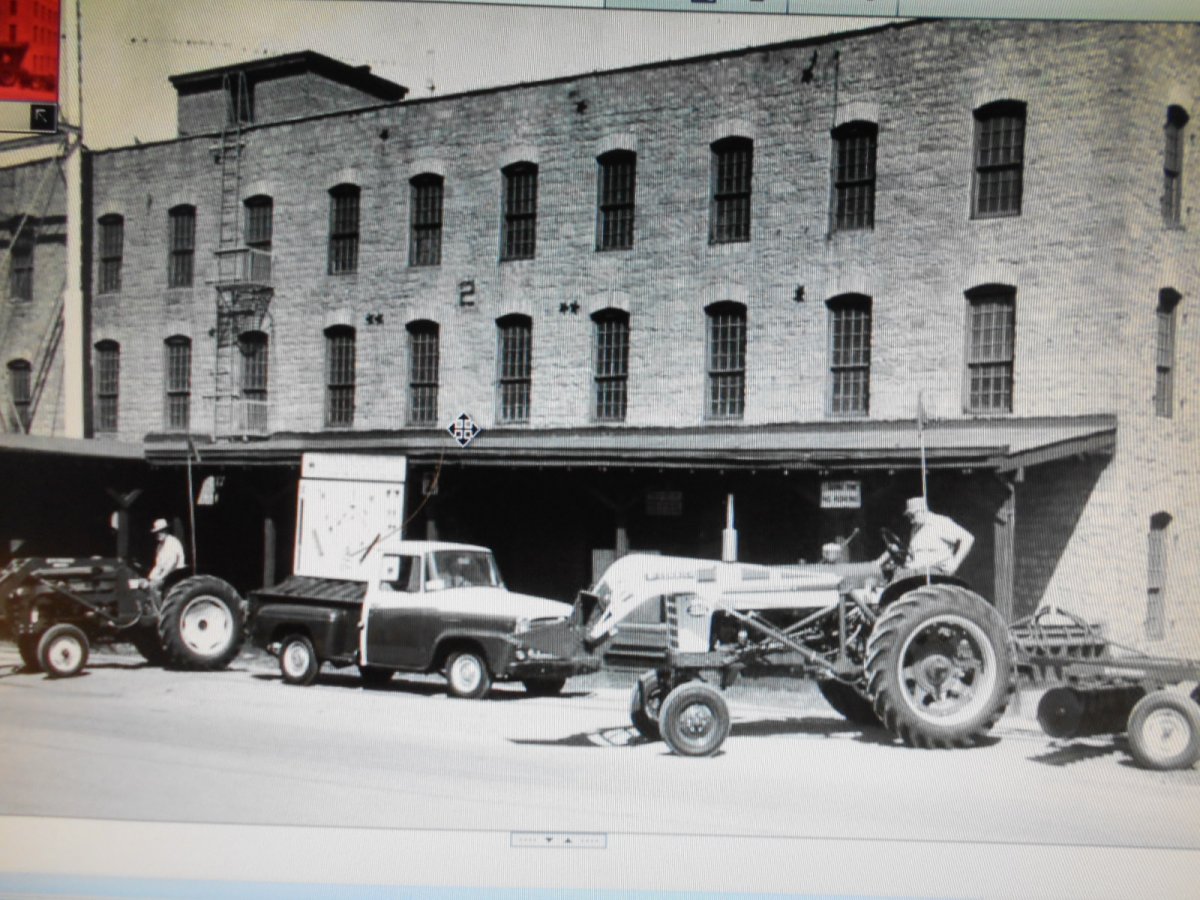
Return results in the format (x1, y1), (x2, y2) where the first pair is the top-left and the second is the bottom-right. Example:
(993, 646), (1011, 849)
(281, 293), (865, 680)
(380, 555), (420, 592)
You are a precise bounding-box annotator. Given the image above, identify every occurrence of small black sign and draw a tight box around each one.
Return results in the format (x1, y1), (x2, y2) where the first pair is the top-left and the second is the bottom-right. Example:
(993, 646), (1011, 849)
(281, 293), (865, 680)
(29, 104), (57, 134)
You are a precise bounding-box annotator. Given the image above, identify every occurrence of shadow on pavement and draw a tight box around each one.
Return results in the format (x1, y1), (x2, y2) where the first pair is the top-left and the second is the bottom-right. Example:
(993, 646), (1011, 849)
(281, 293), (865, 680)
(1028, 740), (1121, 767)
(250, 670), (589, 701)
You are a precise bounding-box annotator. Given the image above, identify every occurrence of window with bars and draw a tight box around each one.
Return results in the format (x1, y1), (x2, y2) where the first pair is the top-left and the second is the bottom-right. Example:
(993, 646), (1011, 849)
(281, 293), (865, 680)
(706, 302), (746, 419)
(597, 151), (636, 251)
(828, 295), (872, 416)
(1155, 289), (1181, 418)
(244, 196), (272, 250)
(239, 331), (269, 433)
(501, 163), (537, 261)
(1163, 106), (1189, 228)
(832, 122), (877, 231)
(324, 326), (356, 427)
(965, 286), (1016, 413)
(94, 341), (119, 433)
(592, 309), (630, 421)
(407, 321), (439, 425)
(972, 102), (1025, 218)
(9, 227), (32, 301)
(98, 214), (123, 294)
(167, 206), (195, 288)
(7, 359), (31, 431)
(409, 175), (443, 267)
(497, 315), (532, 423)
(710, 137), (753, 244)
(163, 336), (192, 432)
(328, 185), (360, 275)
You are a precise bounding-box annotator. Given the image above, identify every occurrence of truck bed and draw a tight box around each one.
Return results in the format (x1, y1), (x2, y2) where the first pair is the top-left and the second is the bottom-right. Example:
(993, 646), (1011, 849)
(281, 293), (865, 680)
(250, 575), (365, 608)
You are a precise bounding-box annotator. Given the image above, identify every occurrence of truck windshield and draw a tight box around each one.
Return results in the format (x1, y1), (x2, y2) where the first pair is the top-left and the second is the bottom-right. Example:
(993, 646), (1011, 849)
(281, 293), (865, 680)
(426, 550), (502, 590)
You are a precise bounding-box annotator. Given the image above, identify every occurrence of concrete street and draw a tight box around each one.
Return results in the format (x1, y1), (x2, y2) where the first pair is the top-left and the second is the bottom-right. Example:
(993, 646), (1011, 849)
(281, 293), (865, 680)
(0, 642), (1197, 850)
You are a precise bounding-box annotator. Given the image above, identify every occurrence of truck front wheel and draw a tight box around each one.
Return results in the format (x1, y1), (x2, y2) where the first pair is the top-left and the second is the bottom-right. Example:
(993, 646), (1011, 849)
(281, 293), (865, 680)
(158, 576), (245, 671)
(446, 650), (492, 699)
(37, 624), (89, 678)
(865, 584), (1014, 748)
(279, 635), (319, 686)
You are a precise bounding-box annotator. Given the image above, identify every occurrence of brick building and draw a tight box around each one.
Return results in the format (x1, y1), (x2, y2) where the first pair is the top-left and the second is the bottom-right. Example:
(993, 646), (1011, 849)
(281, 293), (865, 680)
(4, 19), (1198, 646)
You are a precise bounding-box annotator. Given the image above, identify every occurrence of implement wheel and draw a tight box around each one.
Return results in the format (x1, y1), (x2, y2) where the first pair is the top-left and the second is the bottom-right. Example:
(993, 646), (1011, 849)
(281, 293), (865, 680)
(659, 681), (731, 757)
(865, 584), (1014, 748)
(630, 670), (668, 741)
(37, 624), (89, 678)
(818, 680), (881, 727)
(522, 677), (566, 696)
(158, 575), (245, 671)
(17, 634), (42, 672)
(1127, 690), (1200, 771)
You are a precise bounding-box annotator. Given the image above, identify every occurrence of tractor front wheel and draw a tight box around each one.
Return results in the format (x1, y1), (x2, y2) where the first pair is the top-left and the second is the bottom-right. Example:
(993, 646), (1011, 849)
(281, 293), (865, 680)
(17, 634), (42, 672)
(37, 624), (89, 678)
(658, 681), (731, 757)
(629, 669), (668, 741)
(158, 576), (245, 670)
(818, 680), (881, 727)
(865, 584), (1014, 748)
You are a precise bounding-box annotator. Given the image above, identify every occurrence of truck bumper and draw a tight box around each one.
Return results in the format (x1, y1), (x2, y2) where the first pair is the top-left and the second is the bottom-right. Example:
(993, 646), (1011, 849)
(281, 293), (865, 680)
(504, 655), (600, 680)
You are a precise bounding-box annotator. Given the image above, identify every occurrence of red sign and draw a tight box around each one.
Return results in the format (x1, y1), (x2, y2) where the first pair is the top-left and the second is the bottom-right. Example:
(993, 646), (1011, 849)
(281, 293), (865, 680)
(0, 0), (60, 103)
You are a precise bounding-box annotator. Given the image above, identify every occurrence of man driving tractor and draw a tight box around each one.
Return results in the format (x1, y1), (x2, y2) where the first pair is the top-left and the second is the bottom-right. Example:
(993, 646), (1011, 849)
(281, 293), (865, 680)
(877, 496), (975, 576)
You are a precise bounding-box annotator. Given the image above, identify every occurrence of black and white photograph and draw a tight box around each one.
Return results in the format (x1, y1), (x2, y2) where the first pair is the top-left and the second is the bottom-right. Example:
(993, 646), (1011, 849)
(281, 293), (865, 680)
(0, 2), (1197, 897)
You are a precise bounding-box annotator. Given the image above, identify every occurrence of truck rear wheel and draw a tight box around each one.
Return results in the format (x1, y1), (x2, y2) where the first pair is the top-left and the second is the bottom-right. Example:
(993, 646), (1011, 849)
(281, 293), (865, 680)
(37, 624), (89, 678)
(446, 650), (492, 699)
(280, 635), (319, 686)
(659, 681), (731, 757)
(865, 584), (1014, 748)
(1127, 690), (1200, 771)
(630, 670), (667, 741)
(158, 576), (244, 671)
(18, 634), (42, 672)
(818, 680), (881, 727)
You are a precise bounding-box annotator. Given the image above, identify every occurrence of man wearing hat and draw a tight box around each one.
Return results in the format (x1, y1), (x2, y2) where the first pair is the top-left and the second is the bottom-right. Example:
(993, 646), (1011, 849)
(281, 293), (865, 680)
(148, 518), (187, 591)
(897, 496), (974, 576)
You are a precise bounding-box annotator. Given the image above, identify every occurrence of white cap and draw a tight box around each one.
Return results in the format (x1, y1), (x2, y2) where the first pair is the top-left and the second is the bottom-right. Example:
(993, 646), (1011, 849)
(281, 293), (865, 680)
(151, 518), (170, 533)
(905, 497), (928, 516)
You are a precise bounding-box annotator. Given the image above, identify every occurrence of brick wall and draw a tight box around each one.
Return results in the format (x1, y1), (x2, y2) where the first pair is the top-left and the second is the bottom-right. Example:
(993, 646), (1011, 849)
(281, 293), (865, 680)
(0, 159), (67, 437)
(80, 19), (1200, 642)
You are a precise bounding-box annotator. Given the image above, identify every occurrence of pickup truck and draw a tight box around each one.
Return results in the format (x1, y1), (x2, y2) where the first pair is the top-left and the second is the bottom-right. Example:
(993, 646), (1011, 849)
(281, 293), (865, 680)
(250, 540), (598, 698)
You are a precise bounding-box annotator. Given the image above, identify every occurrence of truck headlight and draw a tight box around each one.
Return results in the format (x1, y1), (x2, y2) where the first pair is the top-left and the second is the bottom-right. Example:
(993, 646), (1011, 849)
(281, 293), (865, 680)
(514, 617), (531, 635)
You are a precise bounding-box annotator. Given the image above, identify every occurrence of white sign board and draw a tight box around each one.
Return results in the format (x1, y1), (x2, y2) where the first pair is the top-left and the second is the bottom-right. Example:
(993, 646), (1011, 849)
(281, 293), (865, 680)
(821, 480), (862, 509)
(293, 453), (407, 581)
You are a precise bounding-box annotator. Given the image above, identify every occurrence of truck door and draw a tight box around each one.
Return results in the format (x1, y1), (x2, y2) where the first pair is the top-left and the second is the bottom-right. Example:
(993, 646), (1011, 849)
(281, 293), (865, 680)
(362, 553), (435, 669)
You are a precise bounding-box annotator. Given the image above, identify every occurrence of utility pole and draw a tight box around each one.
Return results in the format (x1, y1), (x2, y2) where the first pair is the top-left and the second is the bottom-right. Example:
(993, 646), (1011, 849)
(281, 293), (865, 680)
(61, 0), (85, 437)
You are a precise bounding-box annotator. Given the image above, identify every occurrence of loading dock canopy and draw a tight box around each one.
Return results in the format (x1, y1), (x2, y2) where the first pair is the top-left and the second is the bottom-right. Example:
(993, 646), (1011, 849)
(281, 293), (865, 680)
(142, 414), (1116, 472)
(0, 433), (144, 460)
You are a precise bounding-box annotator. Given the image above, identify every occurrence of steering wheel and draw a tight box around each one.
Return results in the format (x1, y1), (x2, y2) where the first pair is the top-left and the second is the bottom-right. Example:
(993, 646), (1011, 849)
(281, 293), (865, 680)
(879, 527), (910, 568)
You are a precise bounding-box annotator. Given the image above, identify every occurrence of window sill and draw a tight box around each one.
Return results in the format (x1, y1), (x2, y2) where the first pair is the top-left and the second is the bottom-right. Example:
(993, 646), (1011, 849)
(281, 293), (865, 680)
(969, 211), (1021, 222)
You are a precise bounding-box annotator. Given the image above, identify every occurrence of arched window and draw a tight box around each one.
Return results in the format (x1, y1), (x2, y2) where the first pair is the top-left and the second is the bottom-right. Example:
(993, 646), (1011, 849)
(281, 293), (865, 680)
(1155, 288), (1181, 418)
(827, 295), (872, 416)
(705, 301), (746, 419)
(98, 214), (124, 294)
(324, 326), (356, 427)
(831, 121), (878, 231)
(596, 150), (636, 251)
(94, 340), (120, 433)
(964, 285), (1016, 413)
(496, 314), (532, 422)
(406, 320), (439, 425)
(163, 336), (192, 432)
(328, 184), (360, 274)
(167, 205), (196, 287)
(9, 222), (33, 301)
(1146, 512), (1173, 640)
(1164, 106), (1189, 227)
(972, 101), (1026, 218)
(592, 308), (630, 421)
(243, 196), (273, 251)
(409, 174), (444, 267)
(501, 163), (538, 260)
(239, 331), (269, 433)
(710, 137), (753, 243)
(7, 359), (31, 431)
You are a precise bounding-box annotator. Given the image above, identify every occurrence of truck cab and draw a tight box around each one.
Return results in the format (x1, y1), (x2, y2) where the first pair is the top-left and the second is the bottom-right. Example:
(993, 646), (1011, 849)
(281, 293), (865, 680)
(252, 541), (598, 697)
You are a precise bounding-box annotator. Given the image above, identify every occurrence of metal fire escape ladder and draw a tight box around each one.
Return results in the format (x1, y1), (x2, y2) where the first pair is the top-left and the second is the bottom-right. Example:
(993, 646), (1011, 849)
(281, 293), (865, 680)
(210, 70), (270, 439)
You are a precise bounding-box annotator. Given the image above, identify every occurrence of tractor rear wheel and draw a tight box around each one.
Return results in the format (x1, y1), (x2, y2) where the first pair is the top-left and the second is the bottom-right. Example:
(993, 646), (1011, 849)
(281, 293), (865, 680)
(158, 576), (245, 671)
(865, 584), (1014, 748)
(818, 680), (881, 727)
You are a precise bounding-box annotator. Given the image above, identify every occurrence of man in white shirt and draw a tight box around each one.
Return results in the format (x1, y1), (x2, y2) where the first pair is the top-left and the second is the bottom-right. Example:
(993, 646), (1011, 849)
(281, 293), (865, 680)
(900, 496), (974, 575)
(148, 518), (187, 590)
